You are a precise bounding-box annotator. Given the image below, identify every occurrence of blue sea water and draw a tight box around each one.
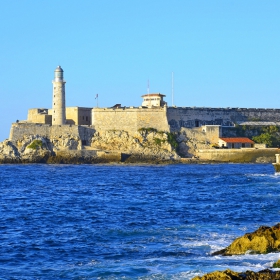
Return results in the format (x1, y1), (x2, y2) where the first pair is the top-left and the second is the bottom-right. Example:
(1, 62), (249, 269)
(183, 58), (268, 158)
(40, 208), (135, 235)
(0, 163), (280, 279)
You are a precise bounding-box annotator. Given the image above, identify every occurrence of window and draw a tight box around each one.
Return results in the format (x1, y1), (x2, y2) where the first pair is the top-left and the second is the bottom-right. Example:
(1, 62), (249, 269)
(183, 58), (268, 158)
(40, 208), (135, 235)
(242, 143), (245, 148)
(86, 116), (88, 121)
(83, 116), (84, 120)
(232, 143), (234, 148)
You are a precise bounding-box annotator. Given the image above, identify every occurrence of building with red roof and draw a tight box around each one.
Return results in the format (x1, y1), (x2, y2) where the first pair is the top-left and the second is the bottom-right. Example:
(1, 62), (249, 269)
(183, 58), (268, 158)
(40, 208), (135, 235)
(218, 137), (254, 149)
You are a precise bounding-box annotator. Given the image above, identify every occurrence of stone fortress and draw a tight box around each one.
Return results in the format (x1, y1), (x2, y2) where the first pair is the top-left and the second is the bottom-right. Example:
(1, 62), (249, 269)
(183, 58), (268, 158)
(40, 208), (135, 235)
(5, 66), (280, 163)
(17, 66), (280, 133)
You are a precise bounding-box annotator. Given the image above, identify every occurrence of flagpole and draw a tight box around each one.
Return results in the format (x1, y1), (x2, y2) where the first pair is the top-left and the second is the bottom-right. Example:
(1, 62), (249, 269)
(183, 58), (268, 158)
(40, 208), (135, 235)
(95, 94), (99, 108)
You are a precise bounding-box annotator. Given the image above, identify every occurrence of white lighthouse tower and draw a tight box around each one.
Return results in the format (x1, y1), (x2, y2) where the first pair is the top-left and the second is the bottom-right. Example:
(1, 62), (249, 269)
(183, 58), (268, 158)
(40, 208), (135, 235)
(52, 66), (66, 125)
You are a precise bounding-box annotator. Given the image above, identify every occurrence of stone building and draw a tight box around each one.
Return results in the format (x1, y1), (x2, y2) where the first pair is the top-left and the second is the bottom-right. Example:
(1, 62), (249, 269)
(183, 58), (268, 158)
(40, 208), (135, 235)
(218, 137), (255, 148)
(141, 93), (166, 107)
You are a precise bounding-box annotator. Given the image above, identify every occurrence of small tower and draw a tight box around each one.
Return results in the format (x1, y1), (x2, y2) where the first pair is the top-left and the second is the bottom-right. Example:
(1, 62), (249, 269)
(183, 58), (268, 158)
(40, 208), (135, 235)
(141, 93), (166, 107)
(52, 66), (66, 125)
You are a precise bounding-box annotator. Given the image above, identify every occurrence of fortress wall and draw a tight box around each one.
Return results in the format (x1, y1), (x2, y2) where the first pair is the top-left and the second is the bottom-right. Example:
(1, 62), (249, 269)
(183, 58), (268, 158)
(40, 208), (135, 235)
(196, 148), (278, 163)
(167, 107), (280, 132)
(92, 107), (170, 133)
(10, 123), (52, 141)
(201, 125), (221, 143)
(9, 123), (95, 143)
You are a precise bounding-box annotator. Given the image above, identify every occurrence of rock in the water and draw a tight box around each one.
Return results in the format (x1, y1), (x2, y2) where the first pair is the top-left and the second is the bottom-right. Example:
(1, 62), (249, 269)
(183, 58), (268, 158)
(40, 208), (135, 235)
(192, 269), (280, 280)
(212, 224), (280, 256)
(192, 269), (241, 280)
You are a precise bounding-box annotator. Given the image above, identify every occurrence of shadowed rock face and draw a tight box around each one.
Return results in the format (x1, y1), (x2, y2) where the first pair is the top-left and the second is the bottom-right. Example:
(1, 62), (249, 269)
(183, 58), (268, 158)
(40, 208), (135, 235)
(212, 224), (280, 256)
(192, 269), (280, 280)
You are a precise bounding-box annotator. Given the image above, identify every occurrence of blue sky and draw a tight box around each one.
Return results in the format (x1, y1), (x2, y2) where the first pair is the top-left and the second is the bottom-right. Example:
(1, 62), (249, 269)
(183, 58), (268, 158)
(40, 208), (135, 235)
(0, 1), (280, 141)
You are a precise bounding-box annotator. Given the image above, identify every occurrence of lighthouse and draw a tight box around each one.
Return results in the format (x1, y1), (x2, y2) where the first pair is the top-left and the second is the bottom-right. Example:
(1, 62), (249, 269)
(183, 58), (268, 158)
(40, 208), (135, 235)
(52, 66), (66, 125)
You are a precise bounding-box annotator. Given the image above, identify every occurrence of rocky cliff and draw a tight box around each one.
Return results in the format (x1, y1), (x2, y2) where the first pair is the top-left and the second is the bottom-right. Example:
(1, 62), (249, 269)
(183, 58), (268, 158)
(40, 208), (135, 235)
(0, 128), (180, 164)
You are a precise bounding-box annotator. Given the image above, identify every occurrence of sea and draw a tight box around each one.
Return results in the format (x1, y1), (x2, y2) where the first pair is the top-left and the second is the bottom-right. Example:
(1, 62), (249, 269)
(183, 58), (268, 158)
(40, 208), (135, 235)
(1, 163), (280, 280)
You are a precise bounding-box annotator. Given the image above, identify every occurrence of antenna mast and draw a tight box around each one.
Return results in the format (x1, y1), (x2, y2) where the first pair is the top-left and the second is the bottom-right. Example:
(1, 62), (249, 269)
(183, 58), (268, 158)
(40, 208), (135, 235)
(172, 72), (174, 106)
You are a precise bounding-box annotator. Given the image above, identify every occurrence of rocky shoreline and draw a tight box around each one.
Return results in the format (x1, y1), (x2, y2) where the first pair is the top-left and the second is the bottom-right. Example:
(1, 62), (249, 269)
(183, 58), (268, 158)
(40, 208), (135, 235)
(193, 224), (280, 279)
(0, 129), (182, 164)
(2, 126), (279, 164)
(193, 268), (280, 280)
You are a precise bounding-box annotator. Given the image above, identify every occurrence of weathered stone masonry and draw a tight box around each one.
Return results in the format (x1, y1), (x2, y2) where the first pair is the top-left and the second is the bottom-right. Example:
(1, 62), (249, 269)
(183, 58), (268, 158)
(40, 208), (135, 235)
(11, 106), (280, 144)
(167, 107), (280, 132)
(91, 107), (170, 134)
(10, 123), (95, 145)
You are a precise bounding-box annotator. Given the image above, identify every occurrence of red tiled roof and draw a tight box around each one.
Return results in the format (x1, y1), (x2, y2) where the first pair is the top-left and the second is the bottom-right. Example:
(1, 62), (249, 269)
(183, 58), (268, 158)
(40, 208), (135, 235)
(219, 137), (254, 143)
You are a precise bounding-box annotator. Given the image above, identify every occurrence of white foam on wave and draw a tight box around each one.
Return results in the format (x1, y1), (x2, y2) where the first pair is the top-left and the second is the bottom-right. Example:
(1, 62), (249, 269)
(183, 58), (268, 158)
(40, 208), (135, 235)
(210, 251), (280, 272)
(248, 173), (280, 179)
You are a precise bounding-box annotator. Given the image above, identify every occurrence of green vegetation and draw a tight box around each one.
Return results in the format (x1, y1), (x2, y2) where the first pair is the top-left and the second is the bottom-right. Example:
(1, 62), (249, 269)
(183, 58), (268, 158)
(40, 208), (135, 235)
(273, 261), (280, 268)
(252, 126), (280, 147)
(27, 140), (43, 150)
(235, 125), (280, 147)
(138, 127), (158, 133)
(154, 138), (162, 146)
(138, 128), (179, 149)
(167, 132), (178, 149)
(235, 124), (256, 137)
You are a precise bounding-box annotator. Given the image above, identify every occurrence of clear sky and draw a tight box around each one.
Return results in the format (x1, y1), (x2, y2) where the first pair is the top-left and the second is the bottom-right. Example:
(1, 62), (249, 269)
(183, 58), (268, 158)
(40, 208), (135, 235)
(0, 0), (279, 141)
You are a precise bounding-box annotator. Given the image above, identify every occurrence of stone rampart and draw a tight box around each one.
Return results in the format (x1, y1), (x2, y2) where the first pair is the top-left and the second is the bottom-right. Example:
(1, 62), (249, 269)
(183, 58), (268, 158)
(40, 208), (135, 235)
(9, 123), (95, 144)
(92, 107), (169, 133)
(167, 107), (280, 132)
(196, 148), (278, 163)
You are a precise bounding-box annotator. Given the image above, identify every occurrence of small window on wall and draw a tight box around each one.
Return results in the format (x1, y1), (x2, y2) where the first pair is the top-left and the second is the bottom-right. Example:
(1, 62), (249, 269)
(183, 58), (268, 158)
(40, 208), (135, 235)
(242, 143), (245, 148)
(83, 116), (84, 120)
(86, 116), (88, 121)
(232, 143), (234, 148)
